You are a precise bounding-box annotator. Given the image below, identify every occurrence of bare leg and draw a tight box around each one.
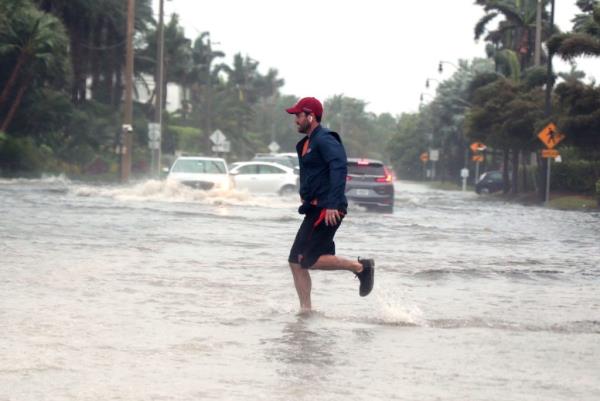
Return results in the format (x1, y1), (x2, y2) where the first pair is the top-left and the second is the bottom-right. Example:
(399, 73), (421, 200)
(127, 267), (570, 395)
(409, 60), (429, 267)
(311, 254), (363, 273)
(289, 262), (312, 312)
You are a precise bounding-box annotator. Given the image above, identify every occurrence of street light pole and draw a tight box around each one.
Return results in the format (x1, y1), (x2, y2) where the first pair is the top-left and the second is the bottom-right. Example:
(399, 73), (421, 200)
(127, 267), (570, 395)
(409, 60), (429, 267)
(121, 0), (136, 183)
(153, 0), (165, 177)
(419, 92), (434, 108)
(438, 60), (459, 74)
(425, 78), (440, 88)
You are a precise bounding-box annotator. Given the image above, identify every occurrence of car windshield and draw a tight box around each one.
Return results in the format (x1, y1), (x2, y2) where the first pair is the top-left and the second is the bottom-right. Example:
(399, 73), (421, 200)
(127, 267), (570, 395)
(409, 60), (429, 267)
(171, 159), (226, 174)
(347, 162), (385, 176)
(482, 171), (502, 180)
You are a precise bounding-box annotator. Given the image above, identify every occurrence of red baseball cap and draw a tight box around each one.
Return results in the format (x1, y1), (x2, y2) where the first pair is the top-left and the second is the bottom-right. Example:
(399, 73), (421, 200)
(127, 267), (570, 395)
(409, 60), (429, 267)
(285, 97), (323, 117)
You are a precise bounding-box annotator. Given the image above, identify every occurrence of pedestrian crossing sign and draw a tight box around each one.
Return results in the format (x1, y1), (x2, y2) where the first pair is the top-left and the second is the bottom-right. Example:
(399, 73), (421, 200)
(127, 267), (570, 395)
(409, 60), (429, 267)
(537, 123), (565, 149)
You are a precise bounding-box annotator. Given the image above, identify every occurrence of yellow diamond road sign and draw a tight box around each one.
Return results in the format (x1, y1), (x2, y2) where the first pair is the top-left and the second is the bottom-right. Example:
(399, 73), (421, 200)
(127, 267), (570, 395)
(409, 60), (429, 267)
(470, 141), (486, 153)
(537, 123), (565, 149)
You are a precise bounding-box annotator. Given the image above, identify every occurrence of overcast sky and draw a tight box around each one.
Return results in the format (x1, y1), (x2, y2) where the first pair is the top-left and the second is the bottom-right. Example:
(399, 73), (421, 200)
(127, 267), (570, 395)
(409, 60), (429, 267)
(155, 0), (600, 115)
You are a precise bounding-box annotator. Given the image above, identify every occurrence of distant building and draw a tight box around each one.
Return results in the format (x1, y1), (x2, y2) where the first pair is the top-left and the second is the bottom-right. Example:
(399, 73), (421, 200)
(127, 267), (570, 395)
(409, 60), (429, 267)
(84, 75), (183, 113)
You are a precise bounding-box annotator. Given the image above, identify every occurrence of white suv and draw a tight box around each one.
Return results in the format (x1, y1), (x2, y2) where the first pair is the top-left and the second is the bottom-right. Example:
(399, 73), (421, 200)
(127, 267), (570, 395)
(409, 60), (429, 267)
(166, 156), (233, 190)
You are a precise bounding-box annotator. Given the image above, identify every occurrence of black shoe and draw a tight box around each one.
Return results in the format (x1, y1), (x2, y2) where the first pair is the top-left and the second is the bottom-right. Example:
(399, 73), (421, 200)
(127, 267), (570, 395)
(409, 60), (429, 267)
(356, 258), (374, 297)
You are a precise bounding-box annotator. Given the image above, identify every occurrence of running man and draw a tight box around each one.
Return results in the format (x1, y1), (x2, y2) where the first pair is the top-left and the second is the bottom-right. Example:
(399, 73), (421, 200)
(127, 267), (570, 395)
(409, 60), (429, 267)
(286, 97), (374, 312)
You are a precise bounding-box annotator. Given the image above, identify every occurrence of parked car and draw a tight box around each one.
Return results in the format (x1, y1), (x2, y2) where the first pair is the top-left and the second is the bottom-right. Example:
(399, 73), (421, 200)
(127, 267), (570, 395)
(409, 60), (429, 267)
(345, 158), (395, 213)
(166, 156), (233, 190)
(475, 170), (504, 194)
(229, 161), (298, 195)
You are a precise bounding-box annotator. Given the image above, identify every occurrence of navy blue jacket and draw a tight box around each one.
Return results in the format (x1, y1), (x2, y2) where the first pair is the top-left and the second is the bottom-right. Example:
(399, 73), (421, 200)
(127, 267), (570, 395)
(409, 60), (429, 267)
(296, 125), (348, 213)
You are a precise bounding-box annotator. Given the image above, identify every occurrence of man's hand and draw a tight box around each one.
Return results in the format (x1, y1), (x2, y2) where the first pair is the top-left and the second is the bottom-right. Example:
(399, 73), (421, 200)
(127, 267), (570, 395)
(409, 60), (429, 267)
(324, 209), (341, 226)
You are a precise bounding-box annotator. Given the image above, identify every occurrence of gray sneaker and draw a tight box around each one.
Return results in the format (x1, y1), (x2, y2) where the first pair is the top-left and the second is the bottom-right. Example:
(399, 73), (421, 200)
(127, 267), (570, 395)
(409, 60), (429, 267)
(356, 258), (375, 297)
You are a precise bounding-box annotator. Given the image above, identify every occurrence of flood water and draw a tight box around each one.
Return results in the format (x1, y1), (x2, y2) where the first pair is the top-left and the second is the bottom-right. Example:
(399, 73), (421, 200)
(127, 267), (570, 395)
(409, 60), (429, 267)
(1, 176), (599, 401)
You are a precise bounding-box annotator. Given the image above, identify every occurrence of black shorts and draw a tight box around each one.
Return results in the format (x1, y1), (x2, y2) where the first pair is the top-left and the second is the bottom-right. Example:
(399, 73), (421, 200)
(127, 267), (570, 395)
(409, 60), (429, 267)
(288, 207), (344, 269)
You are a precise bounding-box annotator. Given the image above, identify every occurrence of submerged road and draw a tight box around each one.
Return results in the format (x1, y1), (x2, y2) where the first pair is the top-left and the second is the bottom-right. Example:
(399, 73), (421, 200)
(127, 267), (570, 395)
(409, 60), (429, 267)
(1, 177), (599, 400)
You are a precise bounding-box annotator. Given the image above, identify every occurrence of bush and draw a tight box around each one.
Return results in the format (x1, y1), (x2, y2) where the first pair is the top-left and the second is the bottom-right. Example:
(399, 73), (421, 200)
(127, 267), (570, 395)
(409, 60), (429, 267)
(551, 160), (600, 194)
(0, 135), (51, 173)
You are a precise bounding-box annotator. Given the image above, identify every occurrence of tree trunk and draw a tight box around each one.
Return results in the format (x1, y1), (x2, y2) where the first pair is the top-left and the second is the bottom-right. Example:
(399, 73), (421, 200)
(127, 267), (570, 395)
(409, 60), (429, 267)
(0, 51), (28, 111)
(522, 151), (529, 192)
(1, 80), (28, 132)
(511, 148), (519, 194)
(537, 153), (547, 202)
(70, 25), (84, 104)
(502, 149), (510, 194)
(90, 16), (104, 102)
(111, 24), (124, 109)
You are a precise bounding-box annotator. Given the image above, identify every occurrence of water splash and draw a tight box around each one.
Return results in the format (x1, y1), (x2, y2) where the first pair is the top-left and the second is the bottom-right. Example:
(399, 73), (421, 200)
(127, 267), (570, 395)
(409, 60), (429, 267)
(373, 289), (424, 326)
(0, 174), (71, 185)
(72, 179), (296, 208)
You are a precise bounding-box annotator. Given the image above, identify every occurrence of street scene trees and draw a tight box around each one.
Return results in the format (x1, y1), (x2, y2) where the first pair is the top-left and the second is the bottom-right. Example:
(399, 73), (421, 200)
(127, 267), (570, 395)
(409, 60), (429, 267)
(390, 0), (600, 197)
(0, 0), (598, 198)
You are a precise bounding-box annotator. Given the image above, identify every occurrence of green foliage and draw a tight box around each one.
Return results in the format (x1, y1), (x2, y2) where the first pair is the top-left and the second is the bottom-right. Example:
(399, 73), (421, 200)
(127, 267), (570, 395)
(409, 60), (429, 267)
(168, 125), (203, 154)
(466, 74), (545, 151)
(496, 49), (521, 81)
(388, 113), (426, 179)
(325, 95), (379, 158)
(0, 135), (53, 172)
(475, 0), (552, 69)
(550, 159), (600, 194)
(549, 1), (600, 59)
(555, 81), (600, 152)
(11, 87), (73, 140)
(0, 0), (71, 131)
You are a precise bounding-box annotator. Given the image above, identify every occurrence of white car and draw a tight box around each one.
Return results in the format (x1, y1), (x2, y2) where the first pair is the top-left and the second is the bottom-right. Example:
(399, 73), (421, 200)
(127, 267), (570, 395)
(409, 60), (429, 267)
(229, 161), (298, 195)
(167, 156), (233, 190)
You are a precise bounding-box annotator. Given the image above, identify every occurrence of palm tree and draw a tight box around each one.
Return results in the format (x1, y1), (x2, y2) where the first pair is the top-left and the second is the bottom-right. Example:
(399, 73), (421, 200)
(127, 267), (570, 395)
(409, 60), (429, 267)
(139, 14), (192, 112)
(184, 32), (225, 147)
(475, 0), (551, 70)
(474, 0), (558, 194)
(547, 1), (600, 59)
(33, 0), (154, 106)
(558, 61), (586, 83)
(0, 1), (69, 131)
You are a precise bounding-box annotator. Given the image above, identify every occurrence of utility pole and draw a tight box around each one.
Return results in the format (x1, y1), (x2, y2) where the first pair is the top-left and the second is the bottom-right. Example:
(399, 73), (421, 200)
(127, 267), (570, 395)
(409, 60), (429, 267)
(543, 0), (556, 204)
(153, 0), (165, 177)
(121, 0), (136, 182)
(534, 0), (542, 66)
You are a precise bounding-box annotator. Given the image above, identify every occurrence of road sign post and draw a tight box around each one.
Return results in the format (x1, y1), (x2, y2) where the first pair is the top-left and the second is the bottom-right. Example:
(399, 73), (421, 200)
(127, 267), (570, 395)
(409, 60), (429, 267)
(268, 141), (280, 154)
(460, 168), (469, 191)
(419, 152), (429, 180)
(210, 129), (230, 156)
(148, 123), (161, 176)
(429, 149), (439, 180)
(537, 123), (565, 205)
(470, 142), (486, 185)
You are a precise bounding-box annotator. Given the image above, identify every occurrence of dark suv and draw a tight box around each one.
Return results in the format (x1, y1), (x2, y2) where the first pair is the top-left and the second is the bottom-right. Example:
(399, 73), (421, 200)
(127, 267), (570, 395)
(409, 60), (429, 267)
(345, 158), (395, 212)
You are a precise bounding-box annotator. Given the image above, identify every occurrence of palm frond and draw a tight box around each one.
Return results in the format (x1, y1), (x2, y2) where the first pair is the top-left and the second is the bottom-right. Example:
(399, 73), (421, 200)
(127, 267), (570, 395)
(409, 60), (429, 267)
(475, 12), (499, 40)
(553, 33), (600, 59)
(496, 48), (521, 81)
(485, 3), (524, 26)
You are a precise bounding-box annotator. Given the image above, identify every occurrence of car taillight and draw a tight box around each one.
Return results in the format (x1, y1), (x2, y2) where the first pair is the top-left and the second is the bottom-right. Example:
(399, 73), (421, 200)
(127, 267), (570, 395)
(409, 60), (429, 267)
(375, 167), (393, 183)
